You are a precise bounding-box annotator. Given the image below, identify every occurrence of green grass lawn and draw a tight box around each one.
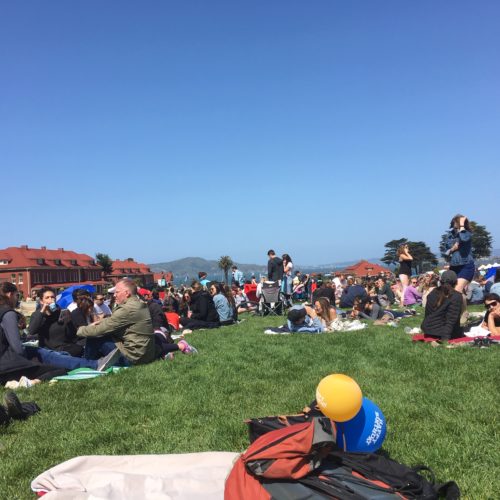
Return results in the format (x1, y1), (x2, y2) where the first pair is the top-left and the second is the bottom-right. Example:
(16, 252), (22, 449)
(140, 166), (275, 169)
(1, 312), (499, 499)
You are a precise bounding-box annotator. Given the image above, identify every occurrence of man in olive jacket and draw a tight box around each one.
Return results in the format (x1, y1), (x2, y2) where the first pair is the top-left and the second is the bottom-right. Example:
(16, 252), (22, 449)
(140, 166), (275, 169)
(77, 279), (156, 365)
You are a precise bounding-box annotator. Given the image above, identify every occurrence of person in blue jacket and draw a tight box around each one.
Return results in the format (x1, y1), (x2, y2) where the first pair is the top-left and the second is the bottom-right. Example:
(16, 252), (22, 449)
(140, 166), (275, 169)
(443, 214), (475, 293)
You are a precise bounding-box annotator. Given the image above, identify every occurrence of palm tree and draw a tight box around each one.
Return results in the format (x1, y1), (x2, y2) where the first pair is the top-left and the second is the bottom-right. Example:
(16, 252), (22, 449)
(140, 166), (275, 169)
(95, 253), (113, 281)
(218, 255), (234, 284)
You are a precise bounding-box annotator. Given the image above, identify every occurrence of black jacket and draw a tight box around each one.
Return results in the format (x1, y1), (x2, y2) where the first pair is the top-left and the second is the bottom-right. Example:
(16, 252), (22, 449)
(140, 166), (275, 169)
(30, 309), (80, 355)
(267, 257), (284, 282)
(0, 306), (37, 376)
(421, 289), (463, 340)
(190, 291), (219, 323)
(147, 300), (168, 330)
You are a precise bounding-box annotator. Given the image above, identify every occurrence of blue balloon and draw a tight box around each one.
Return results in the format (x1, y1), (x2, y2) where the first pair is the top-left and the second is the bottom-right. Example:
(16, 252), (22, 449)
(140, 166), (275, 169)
(335, 397), (386, 452)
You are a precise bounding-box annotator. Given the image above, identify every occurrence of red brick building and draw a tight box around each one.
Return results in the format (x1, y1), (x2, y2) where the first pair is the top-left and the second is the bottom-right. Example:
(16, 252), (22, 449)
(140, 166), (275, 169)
(340, 260), (392, 278)
(0, 245), (106, 297)
(109, 258), (154, 287)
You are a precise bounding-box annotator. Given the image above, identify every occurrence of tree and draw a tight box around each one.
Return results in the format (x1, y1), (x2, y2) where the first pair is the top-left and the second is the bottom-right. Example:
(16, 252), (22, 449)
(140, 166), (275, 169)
(381, 238), (408, 267)
(407, 241), (438, 274)
(439, 220), (492, 260)
(381, 238), (437, 274)
(218, 256), (233, 284)
(96, 253), (113, 279)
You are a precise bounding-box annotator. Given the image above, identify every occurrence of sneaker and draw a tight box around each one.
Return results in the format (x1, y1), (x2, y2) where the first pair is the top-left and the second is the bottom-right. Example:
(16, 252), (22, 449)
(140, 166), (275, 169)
(4, 392), (23, 418)
(96, 348), (122, 372)
(178, 340), (198, 354)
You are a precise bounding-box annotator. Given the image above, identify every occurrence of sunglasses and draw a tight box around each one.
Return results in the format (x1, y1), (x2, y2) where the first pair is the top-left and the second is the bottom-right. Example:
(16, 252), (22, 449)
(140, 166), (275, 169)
(485, 301), (498, 309)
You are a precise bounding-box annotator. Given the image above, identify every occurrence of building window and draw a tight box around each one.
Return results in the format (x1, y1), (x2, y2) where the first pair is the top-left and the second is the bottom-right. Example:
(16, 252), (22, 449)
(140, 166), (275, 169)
(70, 259), (77, 265)
(18, 273), (23, 284)
(54, 259), (62, 265)
(37, 258), (45, 265)
(11, 274), (16, 284)
(0, 260), (8, 265)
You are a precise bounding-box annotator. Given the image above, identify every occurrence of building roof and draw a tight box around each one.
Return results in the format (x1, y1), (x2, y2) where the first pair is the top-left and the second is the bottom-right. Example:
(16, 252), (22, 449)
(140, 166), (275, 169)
(341, 260), (392, 277)
(0, 246), (100, 269)
(110, 258), (152, 275)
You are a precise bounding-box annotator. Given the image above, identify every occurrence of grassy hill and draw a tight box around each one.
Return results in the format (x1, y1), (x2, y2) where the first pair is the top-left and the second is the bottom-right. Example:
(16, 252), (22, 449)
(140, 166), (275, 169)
(0, 312), (498, 498)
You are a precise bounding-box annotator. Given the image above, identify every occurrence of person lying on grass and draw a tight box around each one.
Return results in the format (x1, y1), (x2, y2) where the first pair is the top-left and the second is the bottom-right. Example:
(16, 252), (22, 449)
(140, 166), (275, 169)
(287, 305), (324, 333)
(481, 293), (500, 335)
(313, 297), (337, 331)
(351, 296), (415, 324)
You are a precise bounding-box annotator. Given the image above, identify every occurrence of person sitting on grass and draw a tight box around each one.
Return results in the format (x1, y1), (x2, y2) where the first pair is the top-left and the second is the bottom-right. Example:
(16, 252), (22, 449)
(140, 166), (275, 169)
(481, 293), (500, 335)
(209, 283), (235, 326)
(420, 270), (463, 343)
(403, 277), (423, 306)
(77, 278), (156, 365)
(29, 286), (84, 357)
(314, 297), (338, 331)
(232, 286), (257, 314)
(339, 278), (368, 308)
(0, 283), (119, 386)
(287, 305), (324, 333)
(179, 281), (220, 331)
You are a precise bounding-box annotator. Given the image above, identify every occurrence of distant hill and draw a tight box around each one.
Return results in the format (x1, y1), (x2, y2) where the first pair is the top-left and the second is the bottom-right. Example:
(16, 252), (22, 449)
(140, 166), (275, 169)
(149, 256), (388, 283)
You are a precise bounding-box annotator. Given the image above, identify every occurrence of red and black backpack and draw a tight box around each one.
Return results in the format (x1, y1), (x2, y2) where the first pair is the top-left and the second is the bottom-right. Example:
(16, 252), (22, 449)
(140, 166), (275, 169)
(225, 414), (460, 500)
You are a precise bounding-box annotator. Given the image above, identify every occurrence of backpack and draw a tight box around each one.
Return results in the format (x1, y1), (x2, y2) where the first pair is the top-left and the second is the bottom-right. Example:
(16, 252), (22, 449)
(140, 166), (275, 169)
(225, 415), (460, 500)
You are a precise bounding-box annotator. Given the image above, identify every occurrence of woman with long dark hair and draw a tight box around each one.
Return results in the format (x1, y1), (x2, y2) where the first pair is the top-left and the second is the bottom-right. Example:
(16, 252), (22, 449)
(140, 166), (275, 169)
(421, 270), (463, 342)
(397, 243), (413, 306)
(179, 281), (220, 330)
(443, 214), (475, 293)
(314, 297), (337, 330)
(282, 254), (294, 306)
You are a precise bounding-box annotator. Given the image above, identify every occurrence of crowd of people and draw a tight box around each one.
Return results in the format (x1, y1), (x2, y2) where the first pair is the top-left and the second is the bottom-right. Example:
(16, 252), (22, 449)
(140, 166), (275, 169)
(1, 215), (499, 386)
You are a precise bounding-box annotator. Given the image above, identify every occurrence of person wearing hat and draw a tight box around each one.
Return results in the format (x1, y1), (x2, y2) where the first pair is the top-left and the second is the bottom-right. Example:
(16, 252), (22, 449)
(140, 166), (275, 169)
(421, 270), (463, 342)
(287, 305), (324, 333)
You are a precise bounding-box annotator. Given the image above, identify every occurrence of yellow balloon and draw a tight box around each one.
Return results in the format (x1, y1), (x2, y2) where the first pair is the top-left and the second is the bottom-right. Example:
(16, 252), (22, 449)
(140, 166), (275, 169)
(316, 374), (363, 422)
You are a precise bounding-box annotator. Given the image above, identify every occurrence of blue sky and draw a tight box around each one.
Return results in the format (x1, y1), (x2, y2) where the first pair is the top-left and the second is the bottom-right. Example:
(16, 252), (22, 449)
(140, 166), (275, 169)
(1, 1), (499, 266)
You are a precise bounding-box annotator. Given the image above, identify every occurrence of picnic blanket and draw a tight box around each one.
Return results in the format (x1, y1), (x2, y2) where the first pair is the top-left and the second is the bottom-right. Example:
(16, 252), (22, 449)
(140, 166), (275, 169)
(264, 319), (366, 335)
(412, 334), (500, 345)
(31, 451), (239, 499)
(53, 367), (126, 381)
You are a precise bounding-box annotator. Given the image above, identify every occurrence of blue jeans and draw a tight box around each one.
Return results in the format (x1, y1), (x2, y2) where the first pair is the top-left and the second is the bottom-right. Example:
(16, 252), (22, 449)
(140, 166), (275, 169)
(84, 337), (131, 367)
(25, 346), (98, 370)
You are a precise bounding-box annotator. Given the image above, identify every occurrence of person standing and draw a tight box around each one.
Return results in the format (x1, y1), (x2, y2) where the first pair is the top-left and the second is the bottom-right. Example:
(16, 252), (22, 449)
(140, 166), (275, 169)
(281, 254), (294, 306)
(443, 214), (475, 293)
(267, 250), (283, 283)
(397, 244), (413, 306)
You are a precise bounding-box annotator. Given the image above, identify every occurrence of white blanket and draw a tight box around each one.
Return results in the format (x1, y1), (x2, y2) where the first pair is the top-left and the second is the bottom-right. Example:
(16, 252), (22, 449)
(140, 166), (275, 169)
(31, 451), (239, 500)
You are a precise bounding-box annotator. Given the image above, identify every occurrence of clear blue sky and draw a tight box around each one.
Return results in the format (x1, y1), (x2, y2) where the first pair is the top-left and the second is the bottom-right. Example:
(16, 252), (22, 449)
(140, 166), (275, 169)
(1, 1), (499, 266)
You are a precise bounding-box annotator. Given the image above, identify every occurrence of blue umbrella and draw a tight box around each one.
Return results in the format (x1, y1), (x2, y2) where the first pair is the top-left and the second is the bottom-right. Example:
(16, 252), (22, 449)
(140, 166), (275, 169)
(56, 284), (96, 309)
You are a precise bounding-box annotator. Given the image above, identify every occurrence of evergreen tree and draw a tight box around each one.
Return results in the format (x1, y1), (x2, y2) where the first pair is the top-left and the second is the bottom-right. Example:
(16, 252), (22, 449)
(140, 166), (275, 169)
(381, 238), (408, 267)
(407, 241), (438, 274)
(95, 253), (113, 279)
